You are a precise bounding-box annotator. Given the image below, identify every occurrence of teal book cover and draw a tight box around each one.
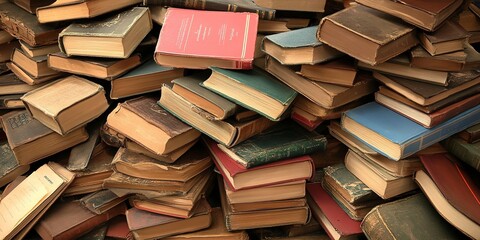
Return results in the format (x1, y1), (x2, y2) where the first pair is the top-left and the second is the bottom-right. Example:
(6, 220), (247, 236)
(342, 102), (480, 160)
(120, 59), (174, 78)
(218, 121), (327, 168)
(264, 26), (322, 48)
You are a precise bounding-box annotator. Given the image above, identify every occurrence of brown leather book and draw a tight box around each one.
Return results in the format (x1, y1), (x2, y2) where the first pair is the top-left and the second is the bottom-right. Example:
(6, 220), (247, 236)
(80, 190), (128, 215)
(0, 142), (29, 188)
(10, 0), (54, 14)
(35, 200), (126, 240)
(418, 20), (470, 55)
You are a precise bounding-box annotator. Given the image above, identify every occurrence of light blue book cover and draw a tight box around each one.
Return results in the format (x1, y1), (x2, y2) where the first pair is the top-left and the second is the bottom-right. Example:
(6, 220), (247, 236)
(342, 102), (480, 160)
(264, 26), (321, 48)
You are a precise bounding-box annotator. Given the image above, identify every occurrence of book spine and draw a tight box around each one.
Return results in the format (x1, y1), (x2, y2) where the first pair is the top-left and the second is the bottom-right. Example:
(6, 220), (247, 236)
(443, 138), (480, 172)
(0, 13), (36, 46)
(361, 208), (396, 240)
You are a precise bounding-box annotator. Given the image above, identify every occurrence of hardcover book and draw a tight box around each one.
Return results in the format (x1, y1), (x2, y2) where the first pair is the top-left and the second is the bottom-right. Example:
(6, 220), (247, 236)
(154, 8), (258, 69)
(0, 73), (46, 95)
(217, 121), (327, 168)
(262, 26), (343, 65)
(20, 41), (60, 58)
(10, 0), (54, 14)
(6, 62), (63, 86)
(253, 0), (326, 12)
(21, 76), (109, 135)
(299, 57), (358, 87)
(106, 96), (201, 155)
(0, 94), (26, 109)
(1, 110), (89, 165)
(418, 20), (469, 55)
(11, 48), (60, 79)
(0, 2), (64, 47)
(37, 0), (143, 23)
(456, 122), (480, 143)
(202, 67), (297, 121)
(317, 4), (418, 65)
(342, 102), (480, 160)
(59, 7), (152, 58)
(172, 73), (238, 121)
(0, 142), (29, 188)
(409, 46), (466, 72)
(80, 190), (128, 215)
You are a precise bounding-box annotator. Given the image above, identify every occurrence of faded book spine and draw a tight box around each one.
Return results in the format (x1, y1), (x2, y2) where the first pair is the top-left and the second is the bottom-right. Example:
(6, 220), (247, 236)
(443, 137), (480, 172)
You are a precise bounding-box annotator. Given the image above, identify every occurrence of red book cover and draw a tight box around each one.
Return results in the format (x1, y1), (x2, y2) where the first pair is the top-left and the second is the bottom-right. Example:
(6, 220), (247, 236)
(306, 183), (362, 239)
(155, 8), (258, 69)
(106, 216), (130, 239)
(428, 94), (480, 128)
(291, 111), (323, 131)
(420, 153), (480, 225)
(205, 138), (314, 191)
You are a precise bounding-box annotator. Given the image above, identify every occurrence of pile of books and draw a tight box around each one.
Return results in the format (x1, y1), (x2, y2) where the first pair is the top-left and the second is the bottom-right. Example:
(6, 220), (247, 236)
(0, 0), (479, 239)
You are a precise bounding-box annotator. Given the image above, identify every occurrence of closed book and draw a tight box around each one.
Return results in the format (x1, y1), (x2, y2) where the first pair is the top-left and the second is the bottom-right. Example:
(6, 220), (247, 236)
(306, 183), (362, 240)
(0, 142), (29, 188)
(294, 95), (367, 119)
(202, 67), (297, 121)
(375, 92), (480, 128)
(143, 0), (275, 20)
(21, 76), (109, 135)
(217, 121), (327, 168)
(205, 137), (314, 191)
(418, 20), (470, 55)
(356, 0), (464, 31)
(126, 199), (212, 240)
(106, 96), (201, 155)
(416, 153), (480, 238)
(224, 179), (306, 204)
(20, 41), (60, 58)
(35, 200), (126, 240)
(11, 48), (60, 79)
(262, 26), (343, 65)
(37, 0), (142, 23)
(317, 4), (418, 65)
(0, 94), (25, 109)
(59, 7), (152, 58)
(373, 71), (480, 106)
(10, 0), (54, 14)
(0, 2), (65, 47)
(299, 57), (358, 87)
(125, 139), (198, 163)
(1, 110), (89, 165)
(290, 108), (323, 132)
(80, 190), (128, 215)
(105, 216), (130, 240)
(253, 0), (325, 12)
(6, 62), (64, 86)
(410, 46), (466, 72)
(154, 8), (258, 69)
(0, 40), (19, 63)
(456, 122), (480, 143)
(159, 84), (275, 147)
(172, 73), (238, 121)
(265, 57), (377, 109)
(111, 144), (212, 182)
(67, 121), (102, 172)
(361, 193), (464, 240)
(342, 102), (480, 160)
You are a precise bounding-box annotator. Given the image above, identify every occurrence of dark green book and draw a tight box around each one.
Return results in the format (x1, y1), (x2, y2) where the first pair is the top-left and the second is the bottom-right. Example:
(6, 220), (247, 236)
(202, 67), (297, 121)
(443, 137), (480, 172)
(0, 142), (30, 188)
(172, 73), (238, 121)
(362, 193), (464, 240)
(217, 121), (327, 168)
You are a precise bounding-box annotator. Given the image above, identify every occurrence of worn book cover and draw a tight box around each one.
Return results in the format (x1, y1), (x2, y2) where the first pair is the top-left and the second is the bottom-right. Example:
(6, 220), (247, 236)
(421, 20), (469, 44)
(172, 73), (238, 121)
(218, 121), (327, 168)
(155, 8), (258, 69)
(457, 122), (480, 143)
(11, 0), (54, 14)
(0, 94), (24, 109)
(21, 76), (108, 135)
(6, 62), (64, 86)
(0, 2), (64, 47)
(80, 190), (128, 215)
(410, 46), (466, 72)
(0, 142), (29, 188)
(11, 48), (60, 78)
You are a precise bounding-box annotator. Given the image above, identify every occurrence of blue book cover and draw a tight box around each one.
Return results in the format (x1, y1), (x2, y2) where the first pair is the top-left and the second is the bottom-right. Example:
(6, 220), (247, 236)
(342, 102), (480, 160)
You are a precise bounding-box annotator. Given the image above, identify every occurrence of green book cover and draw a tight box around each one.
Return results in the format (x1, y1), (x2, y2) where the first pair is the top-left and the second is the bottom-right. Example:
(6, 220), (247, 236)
(218, 121), (327, 168)
(120, 59), (174, 79)
(443, 137), (480, 172)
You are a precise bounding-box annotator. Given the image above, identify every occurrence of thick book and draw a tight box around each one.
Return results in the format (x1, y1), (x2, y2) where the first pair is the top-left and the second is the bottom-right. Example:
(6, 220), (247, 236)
(444, 136), (480, 171)
(111, 144), (212, 182)
(306, 183), (362, 240)
(409, 46), (467, 73)
(356, 0), (464, 31)
(11, 48), (60, 79)
(342, 102), (480, 160)
(37, 0), (142, 23)
(0, 162), (75, 240)
(0, 40), (19, 63)
(219, 178), (310, 231)
(21, 76), (109, 135)
(317, 4), (418, 65)
(126, 199), (212, 240)
(0, 142), (29, 188)
(20, 41), (60, 58)
(59, 7), (152, 58)
(1, 110), (89, 165)
(202, 67), (297, 121)
(375, 92), (480, 128)
(125, 139), (198, 164)
(262, 26), (343, 65)
(110, 59), (184, 99)
(299, 57), (358, 87)
(106, 96), (201, 155)
(361, 193), (464, 240)
(418, 20), (469, 55)
(6, 62), (63, 86)
(0, 72), (42, 95)
(416, 153), (480, 238)
(0, 94), (25, 109)
(154, 8), (258, 69)
(34, 200), (126, 240)
(159, 84), (275, 147)
(265, 57), (377, 109)
(10, 0), (54, 14)
(143, 0), (275, 20)
(80, 190), (128, 215)
(172, 73), (238, 121)
(217, 121), (327, 168)
(0, 2), (64, 47)
(205, 137), (314, 191)
(373, 71), (480, 106)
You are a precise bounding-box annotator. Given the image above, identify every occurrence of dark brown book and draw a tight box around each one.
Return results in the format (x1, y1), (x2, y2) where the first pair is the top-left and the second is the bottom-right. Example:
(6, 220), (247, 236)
(230, 198), (307, 213)
(126, 198), (212, 240)
(10, 0), (54, 14)
(19, 41), (60, 58)
(80, 190), (128, 215)
(34, 200), (126, 240)
(457, 123), (480, 143)
(0, 142), (29, 188)
(0, 40), (20, 63)
(0, 94), (24, 109)
(410, 46), (466, 72)
(1, 110), (88, 165)
(6, 62), (63, 86)
(0, 2), (65, 47)
(299, 57), (358, 87)
(317, 4), (418, 65)
(419, 20), (470, 55)
(106, 96), (201, 155)
(11, 48), (60, 79)
(105, 215), (130, 240)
